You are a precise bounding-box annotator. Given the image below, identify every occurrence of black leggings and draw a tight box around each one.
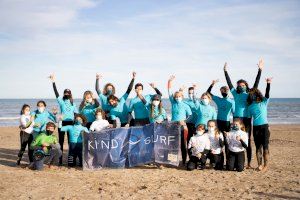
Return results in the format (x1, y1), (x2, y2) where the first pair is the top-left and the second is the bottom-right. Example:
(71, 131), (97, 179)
(186, 123), (195, 145)
(217, 120), (230, 166)
(134, 118), (150, 126)
(228, 151), (245, 172)
(208, 152), (224, 170)
(58, 120), (73, 164)
(181, 127), (187, 164)
(187, 150), (209, 171)
(235, 117), (252, 164)
(17, 131), (34, 163)
(253, 124), (270, 150)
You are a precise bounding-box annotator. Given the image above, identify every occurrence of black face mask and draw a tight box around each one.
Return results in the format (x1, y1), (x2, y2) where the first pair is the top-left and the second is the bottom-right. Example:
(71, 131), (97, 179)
(221, 93), (228, 98)
(64, 94), (71, 99)
(46, 130), (54, 135)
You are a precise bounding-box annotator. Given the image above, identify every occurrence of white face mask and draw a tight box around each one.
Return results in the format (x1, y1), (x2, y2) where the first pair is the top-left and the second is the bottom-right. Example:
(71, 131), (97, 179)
(152, 100), (160, 106)
(202, 99), (209, 105)
(24, 111), (30, 116)
(86, 98), (93, 103)
(38, 107), (45, 113)
(196, 130), (204, 136)
(208, 127), (215, 133)
(96, 115), (102, 120)
(175, 97), (182, 103)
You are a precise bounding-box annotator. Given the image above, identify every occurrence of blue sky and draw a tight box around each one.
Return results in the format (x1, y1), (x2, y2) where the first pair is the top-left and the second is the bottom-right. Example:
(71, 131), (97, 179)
(0, 0), (299, 98)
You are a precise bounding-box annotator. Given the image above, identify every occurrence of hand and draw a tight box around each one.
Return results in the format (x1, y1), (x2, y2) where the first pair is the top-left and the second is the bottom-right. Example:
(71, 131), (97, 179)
(196, 152), (202, 159)
(132, 72), (136, 79)
(52, 107), (58, 115)
(236, 135), (241, 141)
(257, 58), (264, 70)
(96, 73), (102, 79)
(49, 74), (55, 82)
(179, 85), (186, 92)
(212, 79), (219, 85)
(42, 143), (49, 147)
(34, 123), (40, 128)
(192, 83), (198, 89)
(108, 124), (114, 128)
(179, 121), (186, 126)
(156, 120), (163, 124)
(266, 77), (273, 83)
(125, 124), (130, 127)
(42, 146), (48, 152)
(149, 83), (155, 89)
(169, 75), (175, 82)
(223, 62), (228, 71)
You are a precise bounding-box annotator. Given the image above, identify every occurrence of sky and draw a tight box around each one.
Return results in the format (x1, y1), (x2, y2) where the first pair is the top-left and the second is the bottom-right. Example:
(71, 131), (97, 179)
(0, 0), (299, 99)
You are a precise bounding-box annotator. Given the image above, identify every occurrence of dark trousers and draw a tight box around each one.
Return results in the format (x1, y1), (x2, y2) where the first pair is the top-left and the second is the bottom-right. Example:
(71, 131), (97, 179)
(234, 117), (252, 164)
(253, 124), (270, 150)
(133, 118), (150, 126)
(86, 122), (92, 130)
(17, 131), (34, 163)
(208, 152), (224, 170)
(58, 121), (73, 164)
(180, 127), (188, 165)
(186, 123), (195, 144)
(217, 120), (230, 166)
(33, 148), (62, 170)
(228, 151), (245, 172)
(187, 150), (209, 171)
(68, 142), (83, 167)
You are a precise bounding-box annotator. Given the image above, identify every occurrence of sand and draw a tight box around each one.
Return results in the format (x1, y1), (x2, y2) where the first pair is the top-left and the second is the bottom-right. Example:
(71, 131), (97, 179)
(0, 125), (299, 200)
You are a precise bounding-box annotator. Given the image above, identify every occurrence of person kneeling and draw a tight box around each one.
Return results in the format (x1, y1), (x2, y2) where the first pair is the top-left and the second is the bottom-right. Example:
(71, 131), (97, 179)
(30, 122), (62, 170)
(224, 118), (248, 172)
(187, 124), (210, 171)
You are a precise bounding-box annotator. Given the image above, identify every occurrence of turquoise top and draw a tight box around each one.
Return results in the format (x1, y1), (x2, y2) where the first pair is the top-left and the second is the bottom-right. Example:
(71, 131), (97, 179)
(168, 91), (192, 122)
(98, 93), (113, 112)
(31, 110), (56, 133)
(195, 101), (217, 128)
(80, 103), (99, 123)
(147, 105), (167, 123)
(184, 98), (198, 124)
(57, 97), (78, 121)
(109, 93), (130, 124)
(129, 95), (152, 119)
(211, 95), (235, 121)
(61, 124), (89, 143)
(231, 88), (249, 118)
(248, 97), (269, 126)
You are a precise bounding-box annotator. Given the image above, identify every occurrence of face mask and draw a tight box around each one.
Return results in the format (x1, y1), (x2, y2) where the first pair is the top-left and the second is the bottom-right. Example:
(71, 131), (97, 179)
(208, 127), (215, 133)
(202, 99), (209, 105)
(196, 130), (204, 136)
(232, 125), (239, 131)
(38, 107), (45, 113)
(86, 98), (93, 104)
(237, 86), (247, 93)
(252, 94), (257, 101)
(96, 115), (102, 120)
(107, 89), (113, 95)
(24, 111), (30, 116)
(152, 100), (160, 106)
(175, 97), (182, 103)
(221, 93), (228, 98)
(75, 119), (82, 125)
(46, 130), (54, 135)
(64, 94), (71, 99)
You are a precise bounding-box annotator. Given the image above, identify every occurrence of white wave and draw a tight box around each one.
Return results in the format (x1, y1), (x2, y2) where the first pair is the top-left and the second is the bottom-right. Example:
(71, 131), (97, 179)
(0, 117), (19, 120)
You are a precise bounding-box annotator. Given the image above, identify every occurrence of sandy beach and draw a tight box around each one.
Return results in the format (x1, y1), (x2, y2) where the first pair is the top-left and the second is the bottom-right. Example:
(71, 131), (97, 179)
(0, 125), (299, 199)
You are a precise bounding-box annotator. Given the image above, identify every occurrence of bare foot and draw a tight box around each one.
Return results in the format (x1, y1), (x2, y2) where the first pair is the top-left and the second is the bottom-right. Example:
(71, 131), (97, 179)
(246, 164), (253, 169)
(256, 165), (263, 171)
(261, 166), (268, 172)
(48, 165), (59, 170)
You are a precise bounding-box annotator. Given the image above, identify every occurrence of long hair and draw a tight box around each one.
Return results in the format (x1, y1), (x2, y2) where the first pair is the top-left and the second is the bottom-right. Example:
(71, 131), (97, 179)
(74, 114), (87, 126)
(20, 104), (30, 115)
(103, 83), (116, 96)
(233, 118), (246, 132)
(201, 92), (212, 101)
(150, 101), (163, 119)
(79, 91), (100, 111)
(95, 108), (106, 120)
(207, 120), (220, 136)
(247, 88), (264, 105)
(63, 89), (74, 105)
(237, 79), (250, 93)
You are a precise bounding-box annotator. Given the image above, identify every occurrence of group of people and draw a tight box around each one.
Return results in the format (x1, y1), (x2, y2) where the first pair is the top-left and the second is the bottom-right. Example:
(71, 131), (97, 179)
(17, 59), (272, 172)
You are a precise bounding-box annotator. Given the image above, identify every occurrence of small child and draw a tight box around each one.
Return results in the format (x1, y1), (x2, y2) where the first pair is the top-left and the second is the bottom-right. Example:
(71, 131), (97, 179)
(17, 104), (35, 165)
(207, 120), (224, 170)
(30, 122), (62, 170)
(61, 114), (89, 167)
(224, 118), (248, 172)
(187, 124), (210, 170)
(90, 108), (111, 132)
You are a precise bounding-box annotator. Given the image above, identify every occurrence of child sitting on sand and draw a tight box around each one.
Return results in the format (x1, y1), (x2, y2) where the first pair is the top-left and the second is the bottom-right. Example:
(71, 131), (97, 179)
(207, 120), (224, 170)
(17, 104), (35, 165)
(187, 124), (210, 170)
(89, 108), (112, 132)
(224, 118), (248, 172)
(61, 114), (89, 167)
(30, 122), (62, 170)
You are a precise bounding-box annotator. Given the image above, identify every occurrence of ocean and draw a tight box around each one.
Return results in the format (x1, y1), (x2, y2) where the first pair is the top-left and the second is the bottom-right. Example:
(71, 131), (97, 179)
(0, 98), (299, 127)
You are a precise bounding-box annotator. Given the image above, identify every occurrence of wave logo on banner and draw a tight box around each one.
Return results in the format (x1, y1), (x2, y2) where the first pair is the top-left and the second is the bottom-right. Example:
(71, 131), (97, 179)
(82, 122), (181, 169)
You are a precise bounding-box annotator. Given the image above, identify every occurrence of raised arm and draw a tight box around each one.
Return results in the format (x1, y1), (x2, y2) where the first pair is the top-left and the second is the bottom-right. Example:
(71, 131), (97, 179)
(95, 73), (102, 96)
(265, 77), (272, 99)
(253, 59), (264, 88)
(223, 62), (234, 90)
(168, 75), (175, 99)
(49, 74), (59, 98)
(149, 83), (162, 96)
(125, 72), (136, 95)
(207, 79), (219, 95)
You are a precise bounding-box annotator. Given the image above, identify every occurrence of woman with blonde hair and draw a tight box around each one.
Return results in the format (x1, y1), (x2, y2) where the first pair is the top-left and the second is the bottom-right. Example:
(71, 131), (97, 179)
(79, 90), (100, 129)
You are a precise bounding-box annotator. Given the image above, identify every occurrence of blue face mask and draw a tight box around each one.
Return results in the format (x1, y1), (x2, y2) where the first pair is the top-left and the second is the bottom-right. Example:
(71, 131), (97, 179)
(252, 94), (257, 101)
(107, 89), (113, 95)
(237, 86), (247, 93)
(75, 119), (82, 125)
